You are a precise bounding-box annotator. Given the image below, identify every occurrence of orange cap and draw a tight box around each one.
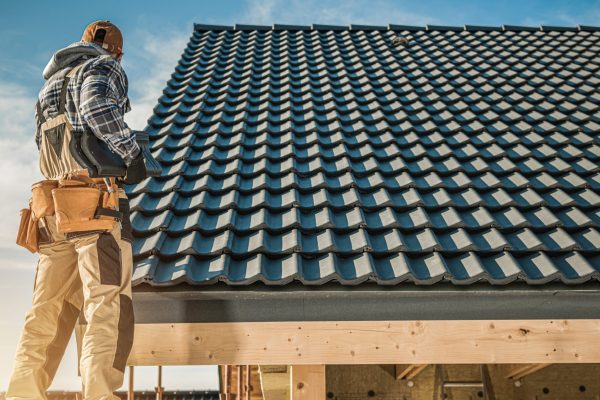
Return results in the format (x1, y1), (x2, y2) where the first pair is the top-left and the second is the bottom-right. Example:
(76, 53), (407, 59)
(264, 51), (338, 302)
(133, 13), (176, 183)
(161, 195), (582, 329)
(81, 20), (123, 55)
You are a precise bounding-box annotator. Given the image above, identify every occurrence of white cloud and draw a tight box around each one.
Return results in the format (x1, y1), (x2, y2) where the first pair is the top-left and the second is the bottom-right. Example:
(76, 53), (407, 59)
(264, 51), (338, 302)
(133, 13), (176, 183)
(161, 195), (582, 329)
(123, 28), (191, 131)
(239, 0), (437, 26)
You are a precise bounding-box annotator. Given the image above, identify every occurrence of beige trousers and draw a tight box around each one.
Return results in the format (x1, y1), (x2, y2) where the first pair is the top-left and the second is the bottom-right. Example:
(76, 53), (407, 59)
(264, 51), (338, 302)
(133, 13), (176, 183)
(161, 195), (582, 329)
(6, 188), (134, 400)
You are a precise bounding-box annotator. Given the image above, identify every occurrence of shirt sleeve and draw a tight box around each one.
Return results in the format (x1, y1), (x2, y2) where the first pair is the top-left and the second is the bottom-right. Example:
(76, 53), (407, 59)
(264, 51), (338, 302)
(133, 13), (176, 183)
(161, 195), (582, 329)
(78, 59), (140, 166)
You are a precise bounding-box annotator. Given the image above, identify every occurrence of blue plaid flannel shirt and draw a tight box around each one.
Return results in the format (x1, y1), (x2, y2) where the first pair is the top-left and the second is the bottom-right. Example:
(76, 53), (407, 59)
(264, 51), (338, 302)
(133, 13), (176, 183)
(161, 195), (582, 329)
(35, 54), (141, 166)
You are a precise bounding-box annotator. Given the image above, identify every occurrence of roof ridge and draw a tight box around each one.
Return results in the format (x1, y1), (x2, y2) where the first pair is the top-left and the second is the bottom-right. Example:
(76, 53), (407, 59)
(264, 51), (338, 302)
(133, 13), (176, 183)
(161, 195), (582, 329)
(193, 22), (600, 32)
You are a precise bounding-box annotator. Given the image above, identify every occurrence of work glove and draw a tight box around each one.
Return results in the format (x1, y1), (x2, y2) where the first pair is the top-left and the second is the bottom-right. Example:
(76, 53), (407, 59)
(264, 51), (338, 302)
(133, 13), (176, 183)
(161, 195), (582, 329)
(124, 152), (147, 184)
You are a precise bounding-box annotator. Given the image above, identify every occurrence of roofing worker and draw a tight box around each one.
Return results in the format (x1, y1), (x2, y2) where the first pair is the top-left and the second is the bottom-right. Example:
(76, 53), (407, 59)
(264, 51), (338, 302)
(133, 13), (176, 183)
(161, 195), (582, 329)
(8, 20), (146, 399)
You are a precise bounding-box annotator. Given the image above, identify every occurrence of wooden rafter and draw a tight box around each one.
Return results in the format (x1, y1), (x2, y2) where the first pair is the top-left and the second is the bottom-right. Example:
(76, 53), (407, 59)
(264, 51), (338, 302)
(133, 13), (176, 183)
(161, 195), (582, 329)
(395, 364), (429, 380)
(503, 364), (552, 379)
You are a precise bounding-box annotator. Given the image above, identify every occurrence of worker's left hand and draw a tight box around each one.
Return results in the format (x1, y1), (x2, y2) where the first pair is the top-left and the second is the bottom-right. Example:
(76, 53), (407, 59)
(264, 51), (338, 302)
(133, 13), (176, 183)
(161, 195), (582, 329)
(124, 152), (147, 184)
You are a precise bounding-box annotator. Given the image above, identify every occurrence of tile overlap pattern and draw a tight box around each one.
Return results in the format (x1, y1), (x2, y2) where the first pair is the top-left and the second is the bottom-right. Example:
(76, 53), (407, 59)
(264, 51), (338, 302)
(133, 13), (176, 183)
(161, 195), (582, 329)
(127, 24), (600, 286)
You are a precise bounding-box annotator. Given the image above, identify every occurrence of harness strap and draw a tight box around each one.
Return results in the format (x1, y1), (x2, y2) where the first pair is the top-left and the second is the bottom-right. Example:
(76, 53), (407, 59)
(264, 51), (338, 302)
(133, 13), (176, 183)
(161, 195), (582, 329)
(37, 62), (86, 124)
(58, 63), (86, 114)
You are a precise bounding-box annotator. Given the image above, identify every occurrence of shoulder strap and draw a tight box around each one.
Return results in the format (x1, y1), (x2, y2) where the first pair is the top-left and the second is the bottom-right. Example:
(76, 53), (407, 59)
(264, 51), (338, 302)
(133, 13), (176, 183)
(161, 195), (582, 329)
(58, 62), (86, 114)
(36, 100), (46, 124)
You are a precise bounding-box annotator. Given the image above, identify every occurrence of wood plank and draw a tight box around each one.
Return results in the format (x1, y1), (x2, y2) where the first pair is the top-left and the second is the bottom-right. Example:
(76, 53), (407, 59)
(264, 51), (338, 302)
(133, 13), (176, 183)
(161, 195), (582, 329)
(290, 365), (326, 400)
(503, 363), (552, 379)
(127, 320), (600, 365)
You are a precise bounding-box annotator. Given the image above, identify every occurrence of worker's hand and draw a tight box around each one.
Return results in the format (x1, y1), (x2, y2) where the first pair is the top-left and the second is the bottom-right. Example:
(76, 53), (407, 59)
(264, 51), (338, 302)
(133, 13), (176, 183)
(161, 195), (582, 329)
(124, 152), (147, 184)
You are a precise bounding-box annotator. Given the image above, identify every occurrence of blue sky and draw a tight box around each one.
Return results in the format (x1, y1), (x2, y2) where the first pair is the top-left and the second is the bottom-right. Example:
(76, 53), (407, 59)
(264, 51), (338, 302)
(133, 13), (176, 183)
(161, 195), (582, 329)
(0, 0), (599, 392)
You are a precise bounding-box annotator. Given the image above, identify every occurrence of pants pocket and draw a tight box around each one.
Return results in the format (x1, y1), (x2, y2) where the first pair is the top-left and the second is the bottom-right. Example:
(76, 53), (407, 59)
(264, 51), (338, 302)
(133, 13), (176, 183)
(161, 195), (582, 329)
(97, 232), (122, 286)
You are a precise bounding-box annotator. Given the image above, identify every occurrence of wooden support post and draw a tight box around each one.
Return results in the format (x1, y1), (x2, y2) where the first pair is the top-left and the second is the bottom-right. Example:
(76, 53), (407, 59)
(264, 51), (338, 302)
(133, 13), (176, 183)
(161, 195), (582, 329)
(290, 365), (325, 400)
(245, 365), (251, 400)
(225, 364), (232, 399)
(156, 365), (164, 400)
(128, 365), (134, 400)
(237, 365), (242, 399)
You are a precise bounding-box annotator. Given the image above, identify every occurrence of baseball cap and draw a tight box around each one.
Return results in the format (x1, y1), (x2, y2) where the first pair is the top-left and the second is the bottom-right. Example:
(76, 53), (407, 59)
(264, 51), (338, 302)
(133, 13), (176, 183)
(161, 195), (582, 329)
(81, 20), (123, 58)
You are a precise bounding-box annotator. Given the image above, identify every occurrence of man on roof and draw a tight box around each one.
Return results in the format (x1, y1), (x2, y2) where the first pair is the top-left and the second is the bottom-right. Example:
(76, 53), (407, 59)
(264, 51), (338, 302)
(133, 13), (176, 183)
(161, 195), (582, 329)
(8, 20), (146, 400)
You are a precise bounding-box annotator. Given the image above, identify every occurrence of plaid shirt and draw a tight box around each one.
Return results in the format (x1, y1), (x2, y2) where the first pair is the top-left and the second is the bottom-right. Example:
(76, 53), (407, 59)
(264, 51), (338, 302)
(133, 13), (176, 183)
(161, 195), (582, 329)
(35, 54), (140, 166)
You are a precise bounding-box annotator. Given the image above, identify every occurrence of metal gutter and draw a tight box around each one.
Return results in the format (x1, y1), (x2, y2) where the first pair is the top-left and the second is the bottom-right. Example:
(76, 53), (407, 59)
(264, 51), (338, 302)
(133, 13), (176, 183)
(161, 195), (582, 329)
(132, 281), (600, 323)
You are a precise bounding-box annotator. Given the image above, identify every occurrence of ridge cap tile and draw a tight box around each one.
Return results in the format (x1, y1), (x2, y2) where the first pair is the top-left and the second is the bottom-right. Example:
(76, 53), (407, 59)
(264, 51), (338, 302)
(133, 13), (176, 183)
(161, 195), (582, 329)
(426, 24), (463, 31)
(502, 24), (541, 31)
(388, 24), (424, 31)
(540, 25), (579, 31)
(273, 24), (311, 31)
(349, 24), (387, 31)
(235, 24), (272, 31)
(194, 23), (234, 31)
(311, 24), (349, 31)
(464, 24), (502, 31)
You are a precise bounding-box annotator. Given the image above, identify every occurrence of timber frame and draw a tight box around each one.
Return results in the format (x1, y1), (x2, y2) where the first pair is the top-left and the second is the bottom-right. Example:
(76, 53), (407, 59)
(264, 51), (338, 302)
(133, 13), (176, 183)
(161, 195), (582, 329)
(77, 280), (600, 399)
(126, 281), (600, 365)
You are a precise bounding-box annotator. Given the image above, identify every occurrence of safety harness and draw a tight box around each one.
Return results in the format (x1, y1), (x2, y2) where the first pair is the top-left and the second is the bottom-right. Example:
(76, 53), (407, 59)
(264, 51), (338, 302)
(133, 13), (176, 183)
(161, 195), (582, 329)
(37, 62), (88, 180)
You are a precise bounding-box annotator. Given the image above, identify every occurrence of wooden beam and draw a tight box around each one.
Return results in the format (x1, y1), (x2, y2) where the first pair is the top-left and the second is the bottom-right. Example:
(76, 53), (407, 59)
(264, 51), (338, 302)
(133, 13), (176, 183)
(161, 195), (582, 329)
(503, 364), (552, 379)
(127, 320), (600, 365)
(290, 365), (326, 400)
(395, 364), (428, 380)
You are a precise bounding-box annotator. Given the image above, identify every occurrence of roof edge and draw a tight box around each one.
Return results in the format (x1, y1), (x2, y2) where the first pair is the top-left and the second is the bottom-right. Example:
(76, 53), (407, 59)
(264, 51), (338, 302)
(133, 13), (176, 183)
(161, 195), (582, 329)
(192, 22), (600, 33)
(132, 281), (600, 323)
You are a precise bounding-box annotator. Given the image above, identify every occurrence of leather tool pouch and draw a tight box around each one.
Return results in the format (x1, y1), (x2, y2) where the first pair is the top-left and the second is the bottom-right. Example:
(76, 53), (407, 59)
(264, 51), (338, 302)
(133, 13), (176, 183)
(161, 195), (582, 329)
(16, 207), (39, 253)
(31, 180), (58, 219)
(52, 185), (120, 234)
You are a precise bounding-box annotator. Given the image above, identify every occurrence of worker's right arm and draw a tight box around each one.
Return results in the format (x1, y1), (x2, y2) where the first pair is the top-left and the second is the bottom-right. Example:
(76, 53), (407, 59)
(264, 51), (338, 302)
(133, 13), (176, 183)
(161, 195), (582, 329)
(78, 56), (140, 167)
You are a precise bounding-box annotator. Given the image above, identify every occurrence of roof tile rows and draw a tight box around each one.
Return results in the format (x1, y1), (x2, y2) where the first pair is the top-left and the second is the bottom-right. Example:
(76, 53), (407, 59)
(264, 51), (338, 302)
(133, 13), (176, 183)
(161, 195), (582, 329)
(127, 24), (600, 286)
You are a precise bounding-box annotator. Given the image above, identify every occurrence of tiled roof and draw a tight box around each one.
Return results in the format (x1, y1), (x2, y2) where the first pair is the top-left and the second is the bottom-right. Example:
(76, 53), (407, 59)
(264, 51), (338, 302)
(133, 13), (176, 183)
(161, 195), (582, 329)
(127, 23), (600, 287)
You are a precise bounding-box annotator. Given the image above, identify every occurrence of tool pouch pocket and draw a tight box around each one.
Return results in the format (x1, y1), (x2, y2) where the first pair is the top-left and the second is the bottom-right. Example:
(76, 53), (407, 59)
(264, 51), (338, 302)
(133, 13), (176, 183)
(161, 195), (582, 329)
(52, 186), (118, 234)
(16, 207), (39, 253)
(31, 180), (58, 219)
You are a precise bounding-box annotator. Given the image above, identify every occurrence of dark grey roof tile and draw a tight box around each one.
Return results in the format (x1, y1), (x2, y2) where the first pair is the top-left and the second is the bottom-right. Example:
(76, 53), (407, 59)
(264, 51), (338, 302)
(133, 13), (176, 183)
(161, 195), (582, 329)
(436, 229), (477, 252)
(556, 207), (596, 229)
(570, 228), (600, 251)
(128, 24), (600, 287)
(469, 228), (510, 251)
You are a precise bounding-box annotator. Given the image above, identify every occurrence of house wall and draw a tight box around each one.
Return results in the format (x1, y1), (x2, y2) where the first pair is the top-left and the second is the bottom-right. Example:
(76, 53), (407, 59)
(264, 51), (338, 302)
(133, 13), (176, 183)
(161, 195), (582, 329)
(325, 364), (600, 400)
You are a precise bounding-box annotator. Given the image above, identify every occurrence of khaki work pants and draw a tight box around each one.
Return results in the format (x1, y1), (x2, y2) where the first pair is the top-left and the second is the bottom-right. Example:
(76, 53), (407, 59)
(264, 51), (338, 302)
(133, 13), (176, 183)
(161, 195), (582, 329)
(6, 188), (134, 400)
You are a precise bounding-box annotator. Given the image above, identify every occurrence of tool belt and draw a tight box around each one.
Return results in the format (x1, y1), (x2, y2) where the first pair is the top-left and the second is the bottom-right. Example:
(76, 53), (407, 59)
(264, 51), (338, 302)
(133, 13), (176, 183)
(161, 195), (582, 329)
(16, 175), (122, 253)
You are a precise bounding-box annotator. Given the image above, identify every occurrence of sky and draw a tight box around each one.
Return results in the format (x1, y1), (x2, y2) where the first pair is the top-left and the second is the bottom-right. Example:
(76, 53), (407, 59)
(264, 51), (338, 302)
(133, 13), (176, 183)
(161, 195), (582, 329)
(0, 0), (599, 393)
